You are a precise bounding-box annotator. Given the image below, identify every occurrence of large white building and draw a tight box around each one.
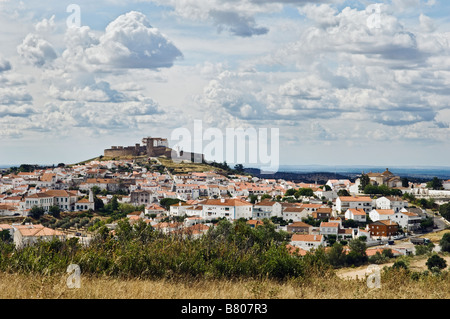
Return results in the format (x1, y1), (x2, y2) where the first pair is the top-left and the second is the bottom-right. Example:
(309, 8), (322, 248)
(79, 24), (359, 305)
(200, 198), (253, 220)
(13, 224), (65, 248)
(336, 196), (374, 213)
(23, 190), (78, 212)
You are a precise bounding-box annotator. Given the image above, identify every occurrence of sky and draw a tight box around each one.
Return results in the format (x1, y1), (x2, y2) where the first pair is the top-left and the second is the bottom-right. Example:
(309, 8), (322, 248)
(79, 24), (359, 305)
(1, 0), (450, 169)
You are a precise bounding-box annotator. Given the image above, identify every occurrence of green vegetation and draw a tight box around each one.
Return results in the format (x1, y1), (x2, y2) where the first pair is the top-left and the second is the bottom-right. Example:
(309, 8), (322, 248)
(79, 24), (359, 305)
(363, 184), (402, 196)
(440, 203), (450, 223)
(426, 254), (447, 273)
(426, 177), (443, 190)
(0, 218), (333, 281)
(440, 232), (450, 253)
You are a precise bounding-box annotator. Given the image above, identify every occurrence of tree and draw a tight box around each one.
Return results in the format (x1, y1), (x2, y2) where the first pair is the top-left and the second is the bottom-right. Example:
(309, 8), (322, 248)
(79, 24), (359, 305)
(415, 243), (435, 256)
(30, 206), (45, 219)
(327, 242), (347, 267)
(91, 186), (101, 195)
(439, 232), (450, 253)
(0, 229), (12, 243)
(234, 164), (244, 173)
(337, 189), (350, 197)
(160, 198), (183, 210)
(249, 194), (258, 204)
(439, 203), (450, 223)
(346, 238), (368, 266)
(426, 254), (447, 272)
(295, 188), (314, 198)
(284, 189), (296, 197)
(427, 177), (443, 190)
(359, 174), (370, 192)
(401, 177), (409, 188)
(49, 205), (61, 218)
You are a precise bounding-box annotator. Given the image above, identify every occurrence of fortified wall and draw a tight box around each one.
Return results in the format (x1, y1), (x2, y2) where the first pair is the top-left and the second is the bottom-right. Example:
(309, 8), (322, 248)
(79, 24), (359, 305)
(103, 137), (204, 162)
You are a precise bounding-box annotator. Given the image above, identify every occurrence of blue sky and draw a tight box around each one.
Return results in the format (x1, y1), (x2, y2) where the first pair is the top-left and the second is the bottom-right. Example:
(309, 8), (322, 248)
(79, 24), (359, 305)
(1, 0), (450, 169)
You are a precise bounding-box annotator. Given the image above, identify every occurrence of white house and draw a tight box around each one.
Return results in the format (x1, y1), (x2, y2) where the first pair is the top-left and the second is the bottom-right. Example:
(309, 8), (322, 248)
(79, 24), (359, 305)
(369, 209), (395, 222)
(344, 208), (367, 223)
(375, 196), (408, 212)
(253, 200), (283, 219)
(391, 211), (422, 230)
(13, 224), (65, 248)
(336, 196), (374, 213)
(200, 198), (253, 220)
(319, 222), (340, 236)
(24, 190), (78, 213)
(282, 207), (308, 222)
(290, 234), (325, 251)
(169, 202), (193, 217)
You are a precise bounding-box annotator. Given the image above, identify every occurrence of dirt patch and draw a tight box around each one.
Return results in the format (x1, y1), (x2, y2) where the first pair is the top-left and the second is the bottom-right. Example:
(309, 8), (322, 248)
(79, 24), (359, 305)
(336, 256), (450, 280)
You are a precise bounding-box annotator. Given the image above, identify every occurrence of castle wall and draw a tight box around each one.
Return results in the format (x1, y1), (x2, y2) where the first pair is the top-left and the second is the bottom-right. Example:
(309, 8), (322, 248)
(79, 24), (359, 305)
(104, 146), (146, 157)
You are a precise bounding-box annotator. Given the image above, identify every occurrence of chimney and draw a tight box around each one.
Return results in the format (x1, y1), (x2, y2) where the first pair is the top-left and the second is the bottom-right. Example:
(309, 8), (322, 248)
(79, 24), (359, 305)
(220, 198), (225, 203)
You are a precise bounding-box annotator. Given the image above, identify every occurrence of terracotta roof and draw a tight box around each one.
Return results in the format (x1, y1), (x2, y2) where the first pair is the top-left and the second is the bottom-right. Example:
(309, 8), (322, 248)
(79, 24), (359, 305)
(14, 224), (64, 237)
(347, 208), (366, 216)
(287, 222), (311, 228)
(320, 222), (340, 228)
(291, 234), (323, 242)
(374, 209), (395, 215)
(286, 244), (308, 256)
(283, 207), (305, 213)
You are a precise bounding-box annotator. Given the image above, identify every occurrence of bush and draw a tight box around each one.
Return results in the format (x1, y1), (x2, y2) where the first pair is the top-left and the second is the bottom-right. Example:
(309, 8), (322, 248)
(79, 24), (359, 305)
(426, 254), (447, 272)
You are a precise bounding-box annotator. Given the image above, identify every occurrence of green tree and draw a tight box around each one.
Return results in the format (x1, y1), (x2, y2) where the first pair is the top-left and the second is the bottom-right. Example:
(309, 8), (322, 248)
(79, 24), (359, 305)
(91, 186), (101, 195)
(337, 189), (350, 197)
(0, 229), (12, 243)
(401, 177), (409, 188)
(439, 232), (450, 253)
(359, 174), (371, 192)
(426, 254), (447, 272)
(427, 177), (443, 190)
(439, 203), (450, 223)
(346, 238), (368, 266)
(30, 206), (45, 219)
(415, 243), (435, 256)
(284, 189), (296, 197)
(327, 242), (347, 267)
(249, 194), (258, 204)
(49, 205), (61, 218)
(234, 164), (244, 173)
(295, 188), (314, 198)
(160, 198), (183, 210)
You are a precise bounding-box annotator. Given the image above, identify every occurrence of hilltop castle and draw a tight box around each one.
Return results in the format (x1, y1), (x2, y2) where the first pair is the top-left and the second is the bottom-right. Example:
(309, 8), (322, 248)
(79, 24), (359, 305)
(104, 137), (204, 162)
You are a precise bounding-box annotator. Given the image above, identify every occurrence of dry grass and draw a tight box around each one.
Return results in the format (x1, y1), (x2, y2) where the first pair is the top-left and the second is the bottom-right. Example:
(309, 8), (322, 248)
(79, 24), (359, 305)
(158, 157), (227, 175)
(420, 229), (450, 243)
(1, 270), (448, 299)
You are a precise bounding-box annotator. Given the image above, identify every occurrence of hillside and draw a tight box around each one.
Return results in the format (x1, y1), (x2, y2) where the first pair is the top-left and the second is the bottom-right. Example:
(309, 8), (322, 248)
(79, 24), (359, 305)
(244, 168), (352, 184)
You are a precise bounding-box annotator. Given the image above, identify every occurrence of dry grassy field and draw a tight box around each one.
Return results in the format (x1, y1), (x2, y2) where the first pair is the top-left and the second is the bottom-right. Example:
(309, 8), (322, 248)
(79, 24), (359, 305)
(1, 268), (448, 299)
